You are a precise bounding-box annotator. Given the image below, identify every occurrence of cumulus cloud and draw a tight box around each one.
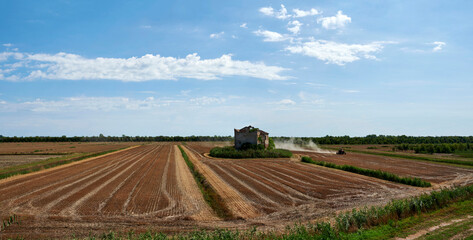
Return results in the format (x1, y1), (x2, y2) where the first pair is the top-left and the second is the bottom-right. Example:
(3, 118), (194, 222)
(288, 20), (303, 34)
(259, 6), (275, 16)
(293, 8), (319, 18)
(432, 41), (446, 52)
(0, 51), (289, 81)
(259, 4), (291, 19)
(317, 11), (351, 29)
(253, 30), (288, 42)
(2, 43), (13, 47)
(240, 23), (248, 28)
(210, 31), (225, 39)
(286, 40), (386, 65)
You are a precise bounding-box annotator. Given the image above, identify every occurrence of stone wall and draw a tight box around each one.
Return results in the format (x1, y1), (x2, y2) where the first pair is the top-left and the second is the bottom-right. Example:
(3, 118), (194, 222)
(234, 130), (258, 149)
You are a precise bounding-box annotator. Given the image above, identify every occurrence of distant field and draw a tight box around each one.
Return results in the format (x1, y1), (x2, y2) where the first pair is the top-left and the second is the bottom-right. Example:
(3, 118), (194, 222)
(0, 142), (142, 155)
(0, 155), (61, 168)
(301, 150), (473, 185)
(327, 144), (473, 163)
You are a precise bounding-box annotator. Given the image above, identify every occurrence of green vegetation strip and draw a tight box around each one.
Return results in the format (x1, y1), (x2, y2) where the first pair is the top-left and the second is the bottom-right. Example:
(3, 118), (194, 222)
(0, 153), (69, 155)
(177, 145), (233, 220)
(0, 214), (20, 232)
(0, 147), (130, 180)
(78, 184), (473, 239)
(301, 156), (431, 187)
(348, 149), (473, 167)
(209, 146), (292, 159)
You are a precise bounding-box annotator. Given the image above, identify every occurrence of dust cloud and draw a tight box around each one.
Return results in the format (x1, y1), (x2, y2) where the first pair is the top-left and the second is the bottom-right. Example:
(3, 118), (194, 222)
(275, 138), (336, 154)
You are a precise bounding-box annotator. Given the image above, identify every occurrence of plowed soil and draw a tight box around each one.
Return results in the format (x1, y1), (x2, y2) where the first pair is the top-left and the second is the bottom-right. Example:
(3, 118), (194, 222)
(183, 144), (420, 224)
(0, 142), (141, 154)
(1, 142), (472, 238)
(0, 143), (216, 239)
(299, 151), (473, 186)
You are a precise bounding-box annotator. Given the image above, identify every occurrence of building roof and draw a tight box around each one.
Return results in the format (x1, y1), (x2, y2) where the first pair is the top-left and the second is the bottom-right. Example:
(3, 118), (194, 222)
(234, 125), (268, 135)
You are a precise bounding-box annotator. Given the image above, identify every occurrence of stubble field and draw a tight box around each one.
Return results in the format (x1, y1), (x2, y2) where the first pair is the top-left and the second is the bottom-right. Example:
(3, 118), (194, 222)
(1, 141), (472, 238)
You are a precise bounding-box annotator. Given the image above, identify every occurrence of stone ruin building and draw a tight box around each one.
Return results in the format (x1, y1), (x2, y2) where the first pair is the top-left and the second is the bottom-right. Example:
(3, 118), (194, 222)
(234, 125), (269, 149)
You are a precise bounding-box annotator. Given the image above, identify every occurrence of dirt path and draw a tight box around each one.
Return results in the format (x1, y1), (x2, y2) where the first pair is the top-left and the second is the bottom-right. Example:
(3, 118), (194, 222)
(396, 216), (473, 240)
(173, 145), (218, 221)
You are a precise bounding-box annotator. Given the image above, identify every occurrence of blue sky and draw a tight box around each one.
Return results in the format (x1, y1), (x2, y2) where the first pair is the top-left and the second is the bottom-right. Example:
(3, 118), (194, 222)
(1, 0), (472, 137)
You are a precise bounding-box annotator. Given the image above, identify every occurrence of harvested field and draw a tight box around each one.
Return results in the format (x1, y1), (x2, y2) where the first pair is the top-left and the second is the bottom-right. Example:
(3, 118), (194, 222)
(0, 142), (141, 155)
(300, 151), (473, 186)
(183, 144), (419, 223)
(328, 144), (473, 163)
(2, 141), (473, 238)
(0, 143), (216, 238)
(0, 155), (61, 168)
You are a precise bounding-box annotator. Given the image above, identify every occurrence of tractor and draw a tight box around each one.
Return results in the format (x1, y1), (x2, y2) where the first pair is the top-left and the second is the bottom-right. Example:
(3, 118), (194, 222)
(336, 149), (346, 155)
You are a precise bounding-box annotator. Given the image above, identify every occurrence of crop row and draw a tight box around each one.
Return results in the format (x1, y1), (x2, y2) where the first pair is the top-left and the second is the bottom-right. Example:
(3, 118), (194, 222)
(301, 156), (431, 187)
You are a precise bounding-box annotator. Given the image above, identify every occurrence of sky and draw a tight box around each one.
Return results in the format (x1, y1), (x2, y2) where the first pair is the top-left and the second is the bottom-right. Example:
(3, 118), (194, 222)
(1, 0), (472, 137)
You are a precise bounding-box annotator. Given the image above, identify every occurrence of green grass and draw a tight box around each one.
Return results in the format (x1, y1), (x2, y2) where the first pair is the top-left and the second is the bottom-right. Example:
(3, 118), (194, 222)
(209, 146), (292, 159)
(0, 147), (131, 180)
(178, 145), (233, 220)
(455, 150), (473, 159)
(340, 198), (473, 240)
(301, 156), (431, 187)
(422, 218), (473, 240)
(0, 214), (20, 232)
(346, 149), (473, 167)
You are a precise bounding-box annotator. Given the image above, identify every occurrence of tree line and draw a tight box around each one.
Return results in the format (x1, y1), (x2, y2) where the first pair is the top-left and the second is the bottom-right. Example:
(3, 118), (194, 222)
(1, 134), (472, 144)
(275, 135), (473, 145)
(0, 134), (232, 143)
(395, 143), (473, 154)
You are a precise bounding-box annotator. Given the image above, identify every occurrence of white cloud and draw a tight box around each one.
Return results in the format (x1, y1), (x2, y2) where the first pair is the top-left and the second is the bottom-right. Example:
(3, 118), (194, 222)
(288, 20), (303, 35)
(259, 6), (275, 16)
(317, 11), (351, 29)
(140, 25), (152, 29)
(210, 31), (225, 39)
(253, 30), (288, 42)
(0, 95), (233, 113)
(240, 23), (248, 28)
(0, 51), (289, 81)
(277, 99), (296, 105)
(298, 91), (325, 105)
(2, 43), (13, 47)
(180, 90), (191, 96)
(1, 97), (162, 112)
(259, 4), (291, 19)
(293, 8), (319, 18)
(432, 41), (446, 52)
(286, 40), (385, 65)
(189, 96), (225, 105)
